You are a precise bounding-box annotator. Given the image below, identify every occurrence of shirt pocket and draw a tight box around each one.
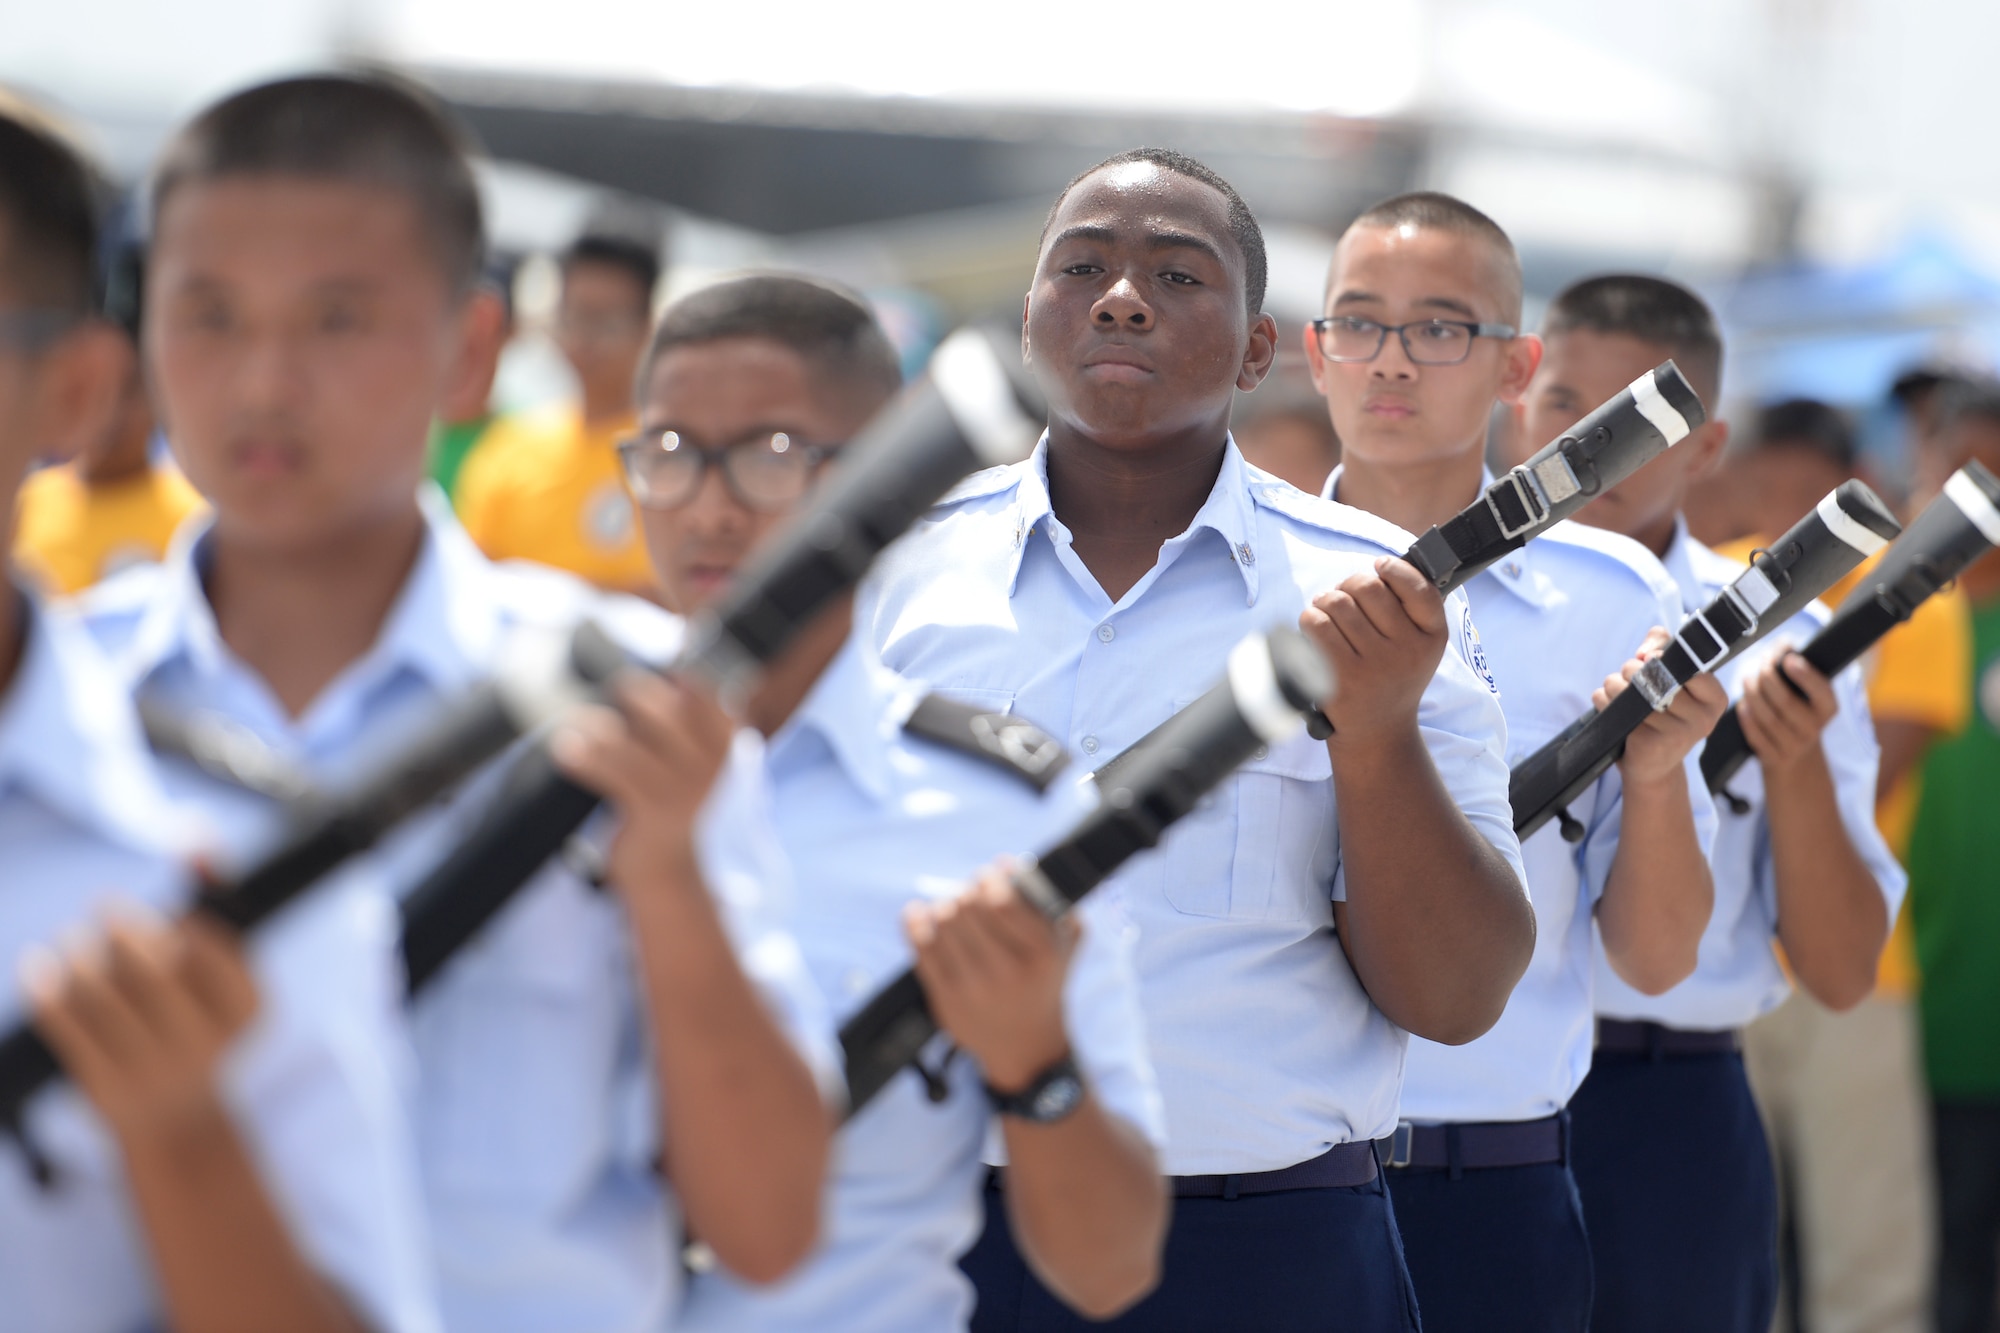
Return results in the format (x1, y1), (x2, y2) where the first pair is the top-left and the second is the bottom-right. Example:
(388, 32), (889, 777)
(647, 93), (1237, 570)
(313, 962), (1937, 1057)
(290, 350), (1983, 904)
(414, 874), (629, 1206)
(1157, 707), (1336, 926)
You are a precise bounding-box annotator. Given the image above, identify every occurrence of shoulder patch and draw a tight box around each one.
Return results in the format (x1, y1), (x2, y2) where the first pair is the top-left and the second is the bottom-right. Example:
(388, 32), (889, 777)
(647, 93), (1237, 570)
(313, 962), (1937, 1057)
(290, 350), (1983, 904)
(1459, 604), (1499, 693)
(1252, 480), (1417, 557)
(903, 692), (1070, 792)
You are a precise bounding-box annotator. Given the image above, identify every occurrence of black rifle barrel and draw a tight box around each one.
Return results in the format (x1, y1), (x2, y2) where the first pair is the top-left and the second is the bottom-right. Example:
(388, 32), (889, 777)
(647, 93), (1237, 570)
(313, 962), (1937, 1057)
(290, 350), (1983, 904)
(398, 326), (1047, 995)
(839, 627), (1333, 1117)
(1702, 461), (2000, 797)
(1509, 480), (1902, 842)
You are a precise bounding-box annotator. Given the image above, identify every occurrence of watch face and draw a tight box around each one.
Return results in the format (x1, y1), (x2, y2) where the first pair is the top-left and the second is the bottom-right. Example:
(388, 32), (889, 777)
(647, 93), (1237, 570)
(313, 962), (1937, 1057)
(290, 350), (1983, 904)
(1031, 1073), (1084, 1121)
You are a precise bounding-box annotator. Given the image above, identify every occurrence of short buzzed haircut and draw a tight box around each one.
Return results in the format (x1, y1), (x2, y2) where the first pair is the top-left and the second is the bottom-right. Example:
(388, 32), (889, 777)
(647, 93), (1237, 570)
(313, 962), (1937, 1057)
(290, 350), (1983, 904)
(153, 72), (484, 296)
(1344, 191), (1523, 322)
(0, 99), (100, 316)
(1746, 398), (1856, 471)
(1933, 376), (2000, 436)
(1543, 274), (1724, 406)
(640, 273), (902, 408)
(1044, 148), (1268, 318)
(563, 231), (662, 313)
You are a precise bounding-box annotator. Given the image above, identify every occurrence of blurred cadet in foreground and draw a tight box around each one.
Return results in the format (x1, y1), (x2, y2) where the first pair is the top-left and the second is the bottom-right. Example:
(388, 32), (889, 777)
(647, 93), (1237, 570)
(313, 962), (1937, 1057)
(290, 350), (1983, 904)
(0, 92), (432, 1333)
(1705, 391), (1967, 1333)
(1901, 379), (2000, 1333)
(422, 254), (515, 500)
(1548, 277), (1904, 1333)
(457, 227), (661, 596)
(11, 219), (203, 597)
(626, 274), (1168, 1333)
(76, 73), (833, 1332)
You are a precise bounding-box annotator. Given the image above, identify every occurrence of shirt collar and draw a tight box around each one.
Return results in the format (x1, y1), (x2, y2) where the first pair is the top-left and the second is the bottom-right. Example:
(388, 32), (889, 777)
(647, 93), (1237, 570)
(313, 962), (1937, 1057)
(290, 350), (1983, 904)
(124, 486), (509, 704)
(1009, 433), (1260, 604)
(0, 589), (186, 854)
(768, 634), (918, 803)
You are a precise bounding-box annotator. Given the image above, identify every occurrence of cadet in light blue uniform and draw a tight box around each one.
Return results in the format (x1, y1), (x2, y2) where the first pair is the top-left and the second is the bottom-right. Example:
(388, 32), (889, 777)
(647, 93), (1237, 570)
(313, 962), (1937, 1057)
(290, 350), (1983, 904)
(1541, 276), (1906, 1333)
(1308, 195), (1726, 1333)
(83, 75), (837, 1332)
(624, 274), (1170, 1331)
(866, 150), (1535, 1332)
(0, 101), (438, 1333)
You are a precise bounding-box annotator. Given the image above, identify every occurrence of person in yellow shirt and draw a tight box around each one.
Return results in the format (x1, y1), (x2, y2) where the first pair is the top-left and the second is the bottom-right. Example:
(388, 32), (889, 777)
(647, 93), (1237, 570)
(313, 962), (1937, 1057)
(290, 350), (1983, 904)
(456, 231), (658, 595)
(13, 333), (204, 596)
(1720, 397), (1969, 1333)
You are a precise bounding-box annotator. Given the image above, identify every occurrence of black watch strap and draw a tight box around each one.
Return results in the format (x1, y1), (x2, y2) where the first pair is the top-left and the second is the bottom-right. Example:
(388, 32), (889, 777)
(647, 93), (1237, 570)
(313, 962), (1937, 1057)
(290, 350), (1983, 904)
(984, 1053), (1085, 1124)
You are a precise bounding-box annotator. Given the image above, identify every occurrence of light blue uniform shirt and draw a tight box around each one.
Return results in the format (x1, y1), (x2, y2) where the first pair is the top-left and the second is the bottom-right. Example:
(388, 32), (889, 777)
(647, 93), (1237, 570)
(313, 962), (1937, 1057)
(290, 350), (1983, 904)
(863, 439), (1524, 1173)
(1594, 521), (1906, 1030)
(0, 591), (439, 1333)
(1324, 469), (1718, 1122)
(79, 494), (833, 1333)
(681, 637), (1165, 1333)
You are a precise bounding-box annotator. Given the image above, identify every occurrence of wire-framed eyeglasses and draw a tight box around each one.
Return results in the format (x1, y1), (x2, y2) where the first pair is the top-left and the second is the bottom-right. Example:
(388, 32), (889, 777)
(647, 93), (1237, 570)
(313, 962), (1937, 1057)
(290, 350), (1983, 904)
(616, 429), (841, 512)
(1310, 316), (1517, 366)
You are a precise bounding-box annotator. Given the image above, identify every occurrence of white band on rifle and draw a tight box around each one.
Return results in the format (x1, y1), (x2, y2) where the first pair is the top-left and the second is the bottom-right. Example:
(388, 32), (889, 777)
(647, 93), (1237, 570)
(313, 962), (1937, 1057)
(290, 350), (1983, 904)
(1629, 369), (1692, 445)
(930, 329), (1041, 467)
(1817, 491), (1890, 556)
(1946, 469), (2000, 547)
(1228, 634), (1306, 743)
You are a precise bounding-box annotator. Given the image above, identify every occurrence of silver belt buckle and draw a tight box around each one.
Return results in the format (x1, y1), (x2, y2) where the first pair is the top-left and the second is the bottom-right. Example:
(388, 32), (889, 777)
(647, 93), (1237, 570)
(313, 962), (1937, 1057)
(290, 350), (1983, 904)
(1387, 1121), (1415, 1169)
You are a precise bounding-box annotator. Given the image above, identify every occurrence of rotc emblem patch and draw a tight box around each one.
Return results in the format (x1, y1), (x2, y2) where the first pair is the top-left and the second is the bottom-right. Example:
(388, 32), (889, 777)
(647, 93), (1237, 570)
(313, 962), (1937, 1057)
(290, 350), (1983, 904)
(1462, 605), (1498, 693)
(582, 480), (636, 551)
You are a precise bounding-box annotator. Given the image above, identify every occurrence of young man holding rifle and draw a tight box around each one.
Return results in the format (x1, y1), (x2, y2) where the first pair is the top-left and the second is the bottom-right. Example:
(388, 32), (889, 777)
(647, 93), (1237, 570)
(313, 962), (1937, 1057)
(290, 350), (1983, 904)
(1530, 275), (1904, 1333)
(76, 74), (835, 1332)
(1306, 195), (1724, 1333)
(0, 97), (439, 1333)
(614, 273), (1169, 1333)
(863, 149), (1534, 1331)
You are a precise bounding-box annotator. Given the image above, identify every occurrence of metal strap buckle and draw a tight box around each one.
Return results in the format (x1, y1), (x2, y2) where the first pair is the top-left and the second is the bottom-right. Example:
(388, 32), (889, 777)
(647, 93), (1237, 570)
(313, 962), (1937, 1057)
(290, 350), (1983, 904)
(1679, 610), (1733, 671)
(1483, 468), (1546, 541)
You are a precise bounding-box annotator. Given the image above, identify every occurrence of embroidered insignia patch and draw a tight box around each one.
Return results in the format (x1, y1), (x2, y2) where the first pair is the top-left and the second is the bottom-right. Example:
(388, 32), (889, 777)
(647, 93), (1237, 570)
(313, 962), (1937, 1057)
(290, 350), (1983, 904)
(1462, 605), (1498, 693)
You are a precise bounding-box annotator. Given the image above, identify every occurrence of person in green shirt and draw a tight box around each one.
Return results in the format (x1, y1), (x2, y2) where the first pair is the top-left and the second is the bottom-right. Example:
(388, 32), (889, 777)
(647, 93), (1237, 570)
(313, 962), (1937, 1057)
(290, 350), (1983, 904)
(1906, 377), (2000, 1333)
(424, 255), (514, 498)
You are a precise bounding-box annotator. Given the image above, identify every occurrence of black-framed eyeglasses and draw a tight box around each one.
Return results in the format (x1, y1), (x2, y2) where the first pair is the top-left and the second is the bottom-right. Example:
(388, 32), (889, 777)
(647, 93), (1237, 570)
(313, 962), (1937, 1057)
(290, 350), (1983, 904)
(616, 428), (842, 512)
(1310, 316), (1517, 366)
(0, 310), (82, 354)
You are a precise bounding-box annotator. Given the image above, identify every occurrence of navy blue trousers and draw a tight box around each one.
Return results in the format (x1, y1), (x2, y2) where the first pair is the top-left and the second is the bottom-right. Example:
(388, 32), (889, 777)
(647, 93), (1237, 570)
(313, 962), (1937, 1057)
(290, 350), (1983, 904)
(1387, 1149), (1593, 1333)
(1568, 1050), (1777, 1333)
(963, 1172), (1421, 1332)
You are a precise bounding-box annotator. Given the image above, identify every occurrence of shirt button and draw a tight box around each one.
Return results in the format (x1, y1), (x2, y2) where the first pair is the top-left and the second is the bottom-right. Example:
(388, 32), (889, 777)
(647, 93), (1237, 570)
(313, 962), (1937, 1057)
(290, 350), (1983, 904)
(1081, 736), (1100, 754)
(1096, 623), (1116, 643)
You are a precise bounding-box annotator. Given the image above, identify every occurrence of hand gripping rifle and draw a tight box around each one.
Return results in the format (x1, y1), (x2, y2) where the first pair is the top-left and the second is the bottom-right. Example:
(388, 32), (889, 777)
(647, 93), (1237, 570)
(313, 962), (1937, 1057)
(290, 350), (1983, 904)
(1509, 481), (1902, 843)
(838, 628), (1333, 1117)
(0, 626), (622, 1184)
(398, 327), (1046, 995)
(1701, 461), (2000, 808)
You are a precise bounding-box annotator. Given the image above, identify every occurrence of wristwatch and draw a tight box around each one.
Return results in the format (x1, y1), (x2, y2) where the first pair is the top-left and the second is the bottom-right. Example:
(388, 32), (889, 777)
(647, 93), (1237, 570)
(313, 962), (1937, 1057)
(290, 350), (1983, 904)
(985, 1053), (1085, 1124)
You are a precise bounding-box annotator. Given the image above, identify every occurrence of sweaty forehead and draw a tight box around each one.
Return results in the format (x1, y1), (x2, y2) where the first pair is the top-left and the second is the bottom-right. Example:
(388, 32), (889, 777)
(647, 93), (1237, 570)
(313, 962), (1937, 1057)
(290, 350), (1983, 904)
(1329, 222), (1521, 323)
(1043, 163), (1239, 265)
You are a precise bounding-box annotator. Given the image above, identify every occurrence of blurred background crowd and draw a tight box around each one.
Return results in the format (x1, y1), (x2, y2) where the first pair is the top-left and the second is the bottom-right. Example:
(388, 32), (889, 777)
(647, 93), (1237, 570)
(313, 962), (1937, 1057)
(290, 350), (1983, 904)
(5, 1), (2000, 1330)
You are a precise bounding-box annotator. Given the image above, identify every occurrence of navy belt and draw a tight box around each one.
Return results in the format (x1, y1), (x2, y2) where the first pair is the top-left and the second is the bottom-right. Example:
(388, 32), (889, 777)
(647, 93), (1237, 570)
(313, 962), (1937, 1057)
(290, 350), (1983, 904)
(1169, 1142), (1380, 1199)
(1595, 1017), (1741, 1057)
(1377, 1112), (1567, 1172)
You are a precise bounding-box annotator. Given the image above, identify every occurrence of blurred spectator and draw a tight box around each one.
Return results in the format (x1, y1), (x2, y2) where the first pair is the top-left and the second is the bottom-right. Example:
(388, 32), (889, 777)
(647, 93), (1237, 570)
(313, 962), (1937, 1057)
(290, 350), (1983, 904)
(1233, 386), (1340, 494)
(11, 238), (203, 596)
(1729, 393), (1969, 1333)
(456, 228), (660, 595)
(424, 255), (516, 499)
(1903, 378), (2000, 1333)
